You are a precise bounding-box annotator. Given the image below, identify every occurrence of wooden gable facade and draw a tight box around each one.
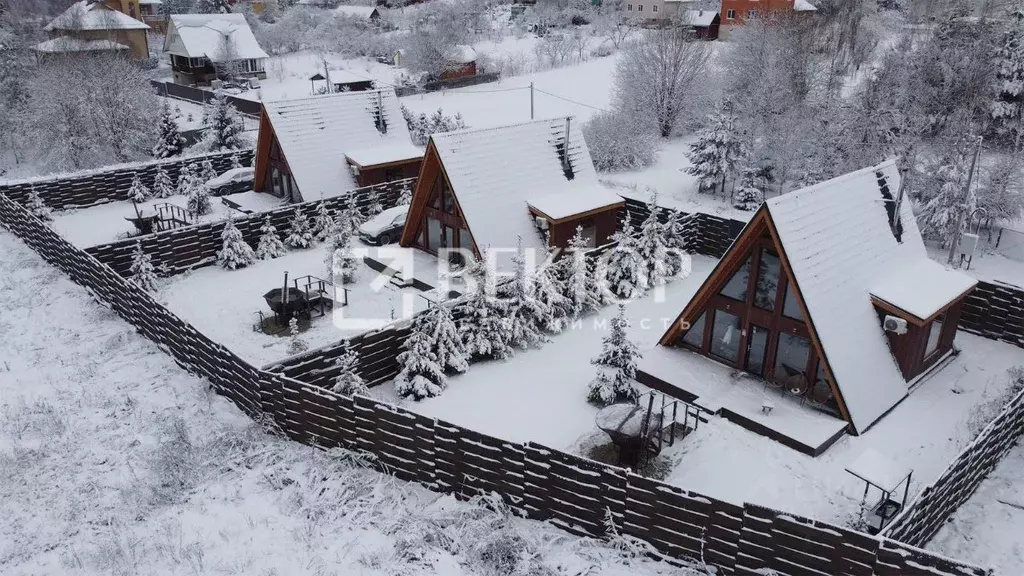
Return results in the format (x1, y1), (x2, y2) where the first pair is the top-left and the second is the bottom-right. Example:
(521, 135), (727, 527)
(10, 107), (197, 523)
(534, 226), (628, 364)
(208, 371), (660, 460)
(400, 141), (479, 258)
(660, 207), (851, 424)
(253, 110), (299, 203)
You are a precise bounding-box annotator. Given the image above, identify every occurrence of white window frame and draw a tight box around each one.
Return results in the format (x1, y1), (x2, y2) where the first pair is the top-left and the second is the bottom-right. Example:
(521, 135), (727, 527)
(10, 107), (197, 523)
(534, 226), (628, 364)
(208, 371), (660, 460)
(747, 9), (758, 18)
(726, 9), (736, 19)
(652, 4), (658, 12)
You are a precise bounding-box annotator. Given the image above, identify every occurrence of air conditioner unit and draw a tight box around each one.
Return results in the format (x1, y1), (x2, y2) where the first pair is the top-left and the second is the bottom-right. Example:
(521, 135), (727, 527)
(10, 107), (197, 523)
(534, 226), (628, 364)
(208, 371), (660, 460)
(535, 216), (548, 230)
(883, 315), (908, 335)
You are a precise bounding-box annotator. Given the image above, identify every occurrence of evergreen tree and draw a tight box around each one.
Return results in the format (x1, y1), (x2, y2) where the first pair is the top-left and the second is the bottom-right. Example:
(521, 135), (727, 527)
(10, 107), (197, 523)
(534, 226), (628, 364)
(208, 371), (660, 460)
(129, 242), (158, 292)
(153, 165), (175, 198)
(288, 317), (308, 354)
(203, 90), (246, 152)
(177, 163), (198, 197)
(127, 173), (150, 203)
(979, 155), (1024, 223)
(325, 214), (357, 283)
(637, 191), (671, 287)
(732, 169), (764, 211)
(345, 192), (365, 230)
(26, 187), (52, 222)
(230, 153), (244, 169)
(364, 186), (384, 218)
(686, 102), (745, 195)
(603, 214), (647, 300)
(991, 9), (1024, 148)
(587, 305), (642, 406)
(562, 226), (603, 317)
(199, 159), (218, 184)
(152, 100), (186, 159)
(534, 248), (572, 333)
(186, 181), (212, 217)
(397, 184), (413, 206)
(919, 149), (975, 249)
(217, 218), (256, 269)
(497, 236), (548, 350)
(285, 208), (313, 248)
(312, 199), (334, 242)
(255, 215), (287, 259)
(455, 248), (515, 360)
(331, 342), (368, 396)
(395, 313), (448, 400)
(429, 298), (469, 374)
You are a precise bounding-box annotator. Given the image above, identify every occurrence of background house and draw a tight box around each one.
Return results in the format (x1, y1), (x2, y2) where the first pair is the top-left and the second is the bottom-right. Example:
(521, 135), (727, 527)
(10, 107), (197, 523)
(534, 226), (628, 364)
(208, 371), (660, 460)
(253, 89), (423, 203)
(39, 1), (150, 60)
(719, 0), (816, 36)
(164, 13), (268, 86)
(105, 0), (166, 33)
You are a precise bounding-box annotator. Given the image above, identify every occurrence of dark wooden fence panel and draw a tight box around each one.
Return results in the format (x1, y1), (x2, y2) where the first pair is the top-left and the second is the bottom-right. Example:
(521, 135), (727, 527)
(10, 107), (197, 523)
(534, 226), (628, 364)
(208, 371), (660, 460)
(620, 197), (746, 259)
(151, 80), (264, 116)
(0, 150), (255, 210)
(86, 178), (413, 277)
(958, 280), (1024, 347)
(0, 191), (995, 576)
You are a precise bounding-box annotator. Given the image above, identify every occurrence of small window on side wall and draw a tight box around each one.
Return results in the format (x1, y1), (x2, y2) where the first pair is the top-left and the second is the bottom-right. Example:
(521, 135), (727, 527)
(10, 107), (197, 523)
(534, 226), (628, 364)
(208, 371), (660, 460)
(925, 314), (944, 359)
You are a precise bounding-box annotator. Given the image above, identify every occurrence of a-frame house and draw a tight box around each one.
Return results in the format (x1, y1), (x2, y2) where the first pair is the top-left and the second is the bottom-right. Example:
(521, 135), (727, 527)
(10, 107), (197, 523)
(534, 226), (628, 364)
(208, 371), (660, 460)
(399, 117), (625, 261)
(643, 160), (977, 444)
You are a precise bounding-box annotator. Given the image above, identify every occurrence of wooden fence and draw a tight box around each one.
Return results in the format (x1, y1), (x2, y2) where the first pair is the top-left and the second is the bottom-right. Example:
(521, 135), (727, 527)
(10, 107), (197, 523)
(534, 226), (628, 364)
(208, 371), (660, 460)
(151, 80), (264, 116)
(84, 179), (413, 278)
(620, 197), (747, 259)
(0, 150), (256, 210)
(958, 280), (1024, 347)
(0, 190), (996, 576)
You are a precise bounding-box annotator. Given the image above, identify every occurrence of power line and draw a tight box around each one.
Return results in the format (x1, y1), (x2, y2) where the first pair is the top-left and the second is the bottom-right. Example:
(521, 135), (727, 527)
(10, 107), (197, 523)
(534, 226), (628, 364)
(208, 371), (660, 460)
(533, 87), (609, 112)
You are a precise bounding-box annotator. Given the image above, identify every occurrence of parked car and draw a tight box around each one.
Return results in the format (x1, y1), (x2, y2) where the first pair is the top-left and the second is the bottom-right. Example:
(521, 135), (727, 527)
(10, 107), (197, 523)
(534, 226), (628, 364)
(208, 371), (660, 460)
(205, 167), (255, 196)
(358, 205), (408, 245)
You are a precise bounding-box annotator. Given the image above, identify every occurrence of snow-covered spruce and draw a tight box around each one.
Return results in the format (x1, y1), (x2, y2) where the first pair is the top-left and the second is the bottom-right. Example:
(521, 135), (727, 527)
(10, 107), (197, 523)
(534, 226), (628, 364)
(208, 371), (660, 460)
(255, 215), (286, 260)
(325, 214), (357, 284)
(344, 192), (365, 231)
(732, 169), (764, 211)
(287, 317), (308, 354)
(312, 199), (334, 243)
(230, 153), (244, 169)
(152, 100), (186, 159)
(497, 236), (549, 350)
(534, 248), (572, 333)
(919, 149), (975, 247)
(397, 184), (413, 206)
(199, 159), (218, 184)
(26, 187), (52, 222)
(129, 242), (158, 292)
(186, 181), (212, 217)
(637, 191), (671, 287)
(153, 165), (175, 198)
(127, 173), (150, 203)
(561, 225), (603, 317)
(364, 186), (384, 218)
(217, 218), (256, 270)
(401, 104), (468, 146)
(687, 102), (746, 195)
(588, 304), (642, 406)
(395, 311), (448, 401)
(989, 9), (1024, 148)
(430, 297), (470, 375)
(285, 208), (313, 248)
(177, 163), (198, 197)
(603, 214), (647, 301)
(203, 90), (247, 152)
(455, 248), (514, 360)
(331, 342), (368, 396)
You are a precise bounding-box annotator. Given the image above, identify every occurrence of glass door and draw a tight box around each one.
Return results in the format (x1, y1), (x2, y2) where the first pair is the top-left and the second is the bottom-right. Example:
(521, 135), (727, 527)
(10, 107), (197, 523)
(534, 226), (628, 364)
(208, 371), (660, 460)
(745, 324), (770, 377)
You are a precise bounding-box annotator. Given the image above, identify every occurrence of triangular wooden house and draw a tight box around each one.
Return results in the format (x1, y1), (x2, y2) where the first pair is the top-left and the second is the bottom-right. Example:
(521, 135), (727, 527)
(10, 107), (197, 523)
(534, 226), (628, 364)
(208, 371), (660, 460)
(399, 117), (625, 259)
(644, 160), (977, 444)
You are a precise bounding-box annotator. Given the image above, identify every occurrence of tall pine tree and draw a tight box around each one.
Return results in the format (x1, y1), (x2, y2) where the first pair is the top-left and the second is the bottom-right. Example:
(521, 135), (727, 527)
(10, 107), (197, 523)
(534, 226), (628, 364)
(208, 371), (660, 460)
(153, 165), (175, 198)
(587, 305), (642, 406)
(561, 226), (603, 317)
(497, 236), (548, 350)
(203, 90), (246, 152)
(636, 191), (671, 287)
(455, 248), (515, 360)
(603, 214), (647, 300)
(152, 100), (186, 158)
(285, 208), (313, 248)
(395, 312), (448, 400)
(129, 242), (158, 292)
(991, 9), (1024, 149)
(217, 218), (256, 270)
(686, 102), (745, 195)
(256, 215), (286, 259)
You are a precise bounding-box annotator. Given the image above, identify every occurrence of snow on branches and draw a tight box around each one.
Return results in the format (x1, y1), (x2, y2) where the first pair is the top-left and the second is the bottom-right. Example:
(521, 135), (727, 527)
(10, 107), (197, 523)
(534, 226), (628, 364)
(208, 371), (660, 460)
(395, 300), (468, 401)
(153, 165), (175, 199)
(26, 187), (52, 222)
(603, 214), (647, 300)
(331, 342), (368, 396)
(285, 208), (314, 249)
(129, 242), (158, 292)
(127, 173), (150, 203)
(256, 215), (287, 260)
(325, 212), (357, 284)
(456, 248), (514, 361)
(401, 104), (468, 146)
(153, 100), (186, 159)
(687, 102), (745, 195)
(203, 90), (247, 153)
(217, 218), (256, 270)
(588, 304), (642, 406)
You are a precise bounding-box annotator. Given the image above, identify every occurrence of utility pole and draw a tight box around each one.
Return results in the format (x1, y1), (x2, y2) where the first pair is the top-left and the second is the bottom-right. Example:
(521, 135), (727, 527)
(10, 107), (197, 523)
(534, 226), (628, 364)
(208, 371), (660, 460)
(528, 81), (536, 119)
(947, 136), (984, 265)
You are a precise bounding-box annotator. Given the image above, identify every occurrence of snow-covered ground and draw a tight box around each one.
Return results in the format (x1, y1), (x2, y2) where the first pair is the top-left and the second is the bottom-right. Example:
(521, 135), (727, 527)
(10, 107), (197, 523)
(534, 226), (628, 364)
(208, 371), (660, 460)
(0, 229), (711, 576)
(374, 255), (1024, 526)
(929, 440), (1024, 576)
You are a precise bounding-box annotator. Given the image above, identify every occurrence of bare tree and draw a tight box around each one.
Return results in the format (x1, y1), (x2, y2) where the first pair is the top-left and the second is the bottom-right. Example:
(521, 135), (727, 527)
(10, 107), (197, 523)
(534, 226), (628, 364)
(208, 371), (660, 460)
(593, 0), (639, 49)
(612, 24), (712, 137)
(214, 33), (241, 80)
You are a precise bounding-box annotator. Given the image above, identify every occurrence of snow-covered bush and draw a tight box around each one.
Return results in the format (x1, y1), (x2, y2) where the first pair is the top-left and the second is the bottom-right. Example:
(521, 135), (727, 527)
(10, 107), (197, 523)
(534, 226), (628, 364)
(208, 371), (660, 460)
(127, 173), (150, 203)
(217, 218), (256, 270)
(288, 317), (308, 354)
(397, 184), (413, 206)
(153, 165), (175, 199)
(602, 215), (647, 300)
(186, 182), (212, 217)
(256, 215), (287, 260)
(583, 111), (656, 172)
(401, 105), (468, 146)
(456, 248), (514, 361)
(230, 153), (244, 169)
(26, 187), (52, 222)
(587, 305), (641, 406)
(331, 343), (368, 396)
(199, 159), (218, 184)
(153, 101), (186, 159)
(129, 242), (158, 292)
(285, 208), (313, 248)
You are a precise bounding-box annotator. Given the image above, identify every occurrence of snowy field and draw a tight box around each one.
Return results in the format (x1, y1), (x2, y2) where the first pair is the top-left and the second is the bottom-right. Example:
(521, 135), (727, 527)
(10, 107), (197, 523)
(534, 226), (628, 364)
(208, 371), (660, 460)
(374, 255), (1024, 525)
(929, 440), (1024, 576)
(0, 230), (712, 576)
(157, 244), (434, 367)
(52, 192), (282, 249)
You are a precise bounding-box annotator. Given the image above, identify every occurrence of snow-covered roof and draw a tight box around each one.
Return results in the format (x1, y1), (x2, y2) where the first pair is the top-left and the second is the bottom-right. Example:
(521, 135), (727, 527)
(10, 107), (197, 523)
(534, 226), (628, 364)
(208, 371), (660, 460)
(429, 117), (615, 254)
(334, 5), (379, 19)
(527, 185), (623, 221)
(870, 259), (977, 321)
(794, 0), (818, 12)
(45, 1), (150, 32)
(345, 143), (424, 168)
(165, 14), (268, 62)
(326, 69), (374, 85)
(33, 37), (129, 53)
(846, 448), (913, 492)
(139, 0), (163, 4)
(262, 89), (419, 199)
(447, 44), (477, 64)
(765, 160), (952, 432)
(684, 9), (718, 27)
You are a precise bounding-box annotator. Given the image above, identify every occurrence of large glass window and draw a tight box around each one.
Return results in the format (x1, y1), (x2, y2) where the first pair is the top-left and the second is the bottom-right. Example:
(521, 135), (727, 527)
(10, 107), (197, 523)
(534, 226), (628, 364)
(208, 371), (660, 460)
(427, 217), (441, 250)
(745, 325), (770, 377)
(754, 250), (781, 310)
(710, 310), (742, 362)
(773, 333), (811, 390)
(442, 188), (455, 214)
(271, 167), (282, 197)
(719, 257), (751, 301)
(925, 315), (944, 358)
(459, 228), (473, 252)
(681, 312), (707, 348)
(782, 282), (804, 320)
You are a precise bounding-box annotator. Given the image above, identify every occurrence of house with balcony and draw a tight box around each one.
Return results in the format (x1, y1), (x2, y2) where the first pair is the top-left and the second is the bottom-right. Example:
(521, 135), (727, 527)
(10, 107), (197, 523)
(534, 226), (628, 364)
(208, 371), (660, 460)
(37, 1), (150, 60)
(164, 13), (268, 86)
(106, 0), (167, 33)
